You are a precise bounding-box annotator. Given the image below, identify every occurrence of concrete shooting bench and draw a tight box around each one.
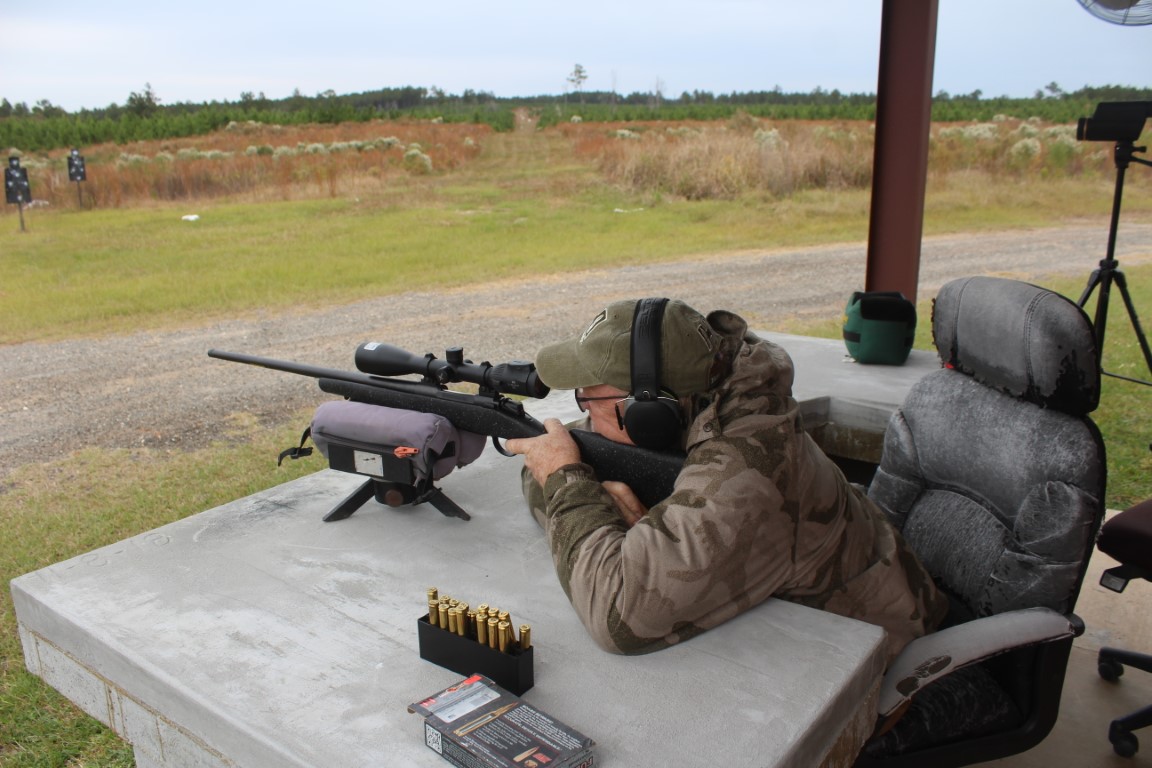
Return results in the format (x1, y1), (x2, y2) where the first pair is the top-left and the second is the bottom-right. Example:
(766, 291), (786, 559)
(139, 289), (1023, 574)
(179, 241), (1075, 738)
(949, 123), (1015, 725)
(11, 333), (940, 768)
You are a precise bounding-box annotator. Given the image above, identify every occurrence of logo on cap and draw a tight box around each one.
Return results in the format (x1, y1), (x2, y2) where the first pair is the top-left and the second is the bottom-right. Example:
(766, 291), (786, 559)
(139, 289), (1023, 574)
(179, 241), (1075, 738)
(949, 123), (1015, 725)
(580, 309), (608, 344)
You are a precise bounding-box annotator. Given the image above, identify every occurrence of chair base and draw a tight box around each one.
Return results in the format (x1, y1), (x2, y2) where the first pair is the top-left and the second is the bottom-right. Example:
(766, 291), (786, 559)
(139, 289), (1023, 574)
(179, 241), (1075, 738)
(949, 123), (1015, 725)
(854, 639), (1072, 768)
(1098, 647), (1152, 757)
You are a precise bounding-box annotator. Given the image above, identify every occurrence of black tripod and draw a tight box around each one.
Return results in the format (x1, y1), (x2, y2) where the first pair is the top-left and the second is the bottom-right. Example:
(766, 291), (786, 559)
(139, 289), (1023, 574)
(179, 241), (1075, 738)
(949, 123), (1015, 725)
(1078, 139), (1152, 386)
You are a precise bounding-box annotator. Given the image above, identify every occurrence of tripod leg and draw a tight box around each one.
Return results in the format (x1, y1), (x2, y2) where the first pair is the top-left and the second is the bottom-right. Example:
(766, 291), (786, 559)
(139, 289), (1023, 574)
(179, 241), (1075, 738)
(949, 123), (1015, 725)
(1111, 271), (1152, 379)
(1079, 267), (1103, 308)
(1081, 263), (1115, 356)
(426, 488), (471, 521)
(323, 478), (377, 522)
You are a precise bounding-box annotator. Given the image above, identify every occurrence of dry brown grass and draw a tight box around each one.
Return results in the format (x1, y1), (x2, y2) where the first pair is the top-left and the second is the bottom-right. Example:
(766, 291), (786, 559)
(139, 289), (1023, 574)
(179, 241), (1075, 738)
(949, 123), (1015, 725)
(570, 114), (1122, 201)
(570, 117), (873, 200)
(23, 120), (492, 209)
(12, 115), (1137, 212)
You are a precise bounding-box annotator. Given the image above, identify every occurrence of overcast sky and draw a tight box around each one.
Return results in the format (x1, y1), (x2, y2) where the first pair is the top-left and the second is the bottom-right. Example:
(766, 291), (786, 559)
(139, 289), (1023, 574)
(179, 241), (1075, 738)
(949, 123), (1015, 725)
(1, 1), (1149, 112)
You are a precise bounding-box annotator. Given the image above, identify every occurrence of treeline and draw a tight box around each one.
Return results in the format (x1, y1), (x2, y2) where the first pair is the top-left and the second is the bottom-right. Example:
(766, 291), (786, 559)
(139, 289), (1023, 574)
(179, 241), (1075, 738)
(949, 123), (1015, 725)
(2, 83), (1150, 153)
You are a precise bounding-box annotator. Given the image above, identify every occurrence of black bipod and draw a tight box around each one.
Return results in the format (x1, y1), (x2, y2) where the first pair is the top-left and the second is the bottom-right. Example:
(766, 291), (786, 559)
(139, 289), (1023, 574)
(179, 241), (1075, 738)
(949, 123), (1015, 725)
(322, 478), (470, 522)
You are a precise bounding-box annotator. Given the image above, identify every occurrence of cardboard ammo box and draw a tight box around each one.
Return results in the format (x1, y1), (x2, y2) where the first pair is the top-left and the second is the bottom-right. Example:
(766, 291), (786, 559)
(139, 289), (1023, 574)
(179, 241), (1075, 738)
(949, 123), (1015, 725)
(409, 674), (595, 768)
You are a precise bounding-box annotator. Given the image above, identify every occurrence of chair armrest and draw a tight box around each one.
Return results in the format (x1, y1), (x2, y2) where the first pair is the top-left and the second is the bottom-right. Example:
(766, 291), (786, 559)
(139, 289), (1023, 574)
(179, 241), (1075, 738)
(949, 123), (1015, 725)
(877, 607), (1080, 716)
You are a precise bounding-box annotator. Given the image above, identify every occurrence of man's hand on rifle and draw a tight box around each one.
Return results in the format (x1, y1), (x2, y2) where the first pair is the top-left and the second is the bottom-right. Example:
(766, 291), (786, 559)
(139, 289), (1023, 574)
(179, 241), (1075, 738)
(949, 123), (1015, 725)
(506, 418), (582, 487)
(506, 419), (649, 527)
(602, 481), (647, 528)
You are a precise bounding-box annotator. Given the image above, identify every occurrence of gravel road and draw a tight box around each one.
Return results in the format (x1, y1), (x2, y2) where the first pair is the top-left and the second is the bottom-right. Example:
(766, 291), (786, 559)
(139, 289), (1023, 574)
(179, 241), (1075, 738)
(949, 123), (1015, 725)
(3, 223), (1150, 482)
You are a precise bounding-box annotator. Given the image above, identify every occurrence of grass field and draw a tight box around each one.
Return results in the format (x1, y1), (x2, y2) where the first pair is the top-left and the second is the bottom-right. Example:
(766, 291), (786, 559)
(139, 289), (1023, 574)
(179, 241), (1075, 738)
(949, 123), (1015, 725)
(2, 117), (1151, 766)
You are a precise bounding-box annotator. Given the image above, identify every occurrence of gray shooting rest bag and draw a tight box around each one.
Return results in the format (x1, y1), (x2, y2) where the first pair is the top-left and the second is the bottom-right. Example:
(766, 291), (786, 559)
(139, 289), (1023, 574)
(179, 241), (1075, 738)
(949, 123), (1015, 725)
(281, 400), (486, 521)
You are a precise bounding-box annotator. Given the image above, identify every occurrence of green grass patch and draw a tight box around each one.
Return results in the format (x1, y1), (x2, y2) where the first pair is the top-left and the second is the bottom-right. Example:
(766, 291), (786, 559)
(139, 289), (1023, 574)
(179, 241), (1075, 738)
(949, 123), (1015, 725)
(0, 413), (318, 768)
(5, 193), (832, 343)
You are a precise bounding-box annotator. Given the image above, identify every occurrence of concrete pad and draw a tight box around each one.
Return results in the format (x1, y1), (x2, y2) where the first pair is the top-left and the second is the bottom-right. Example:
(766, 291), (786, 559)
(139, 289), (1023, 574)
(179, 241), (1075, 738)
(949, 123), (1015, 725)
(763, 333), (939, 464)
(765, 331), (940, 419)
(12, 393), (889, 766)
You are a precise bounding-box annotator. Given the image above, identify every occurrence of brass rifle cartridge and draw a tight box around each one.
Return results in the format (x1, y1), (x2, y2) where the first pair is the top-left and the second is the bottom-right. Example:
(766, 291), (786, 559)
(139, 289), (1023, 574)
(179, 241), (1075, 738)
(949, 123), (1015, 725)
(427, 600), (440, 627)
(519, 624), (532, 650)
(427, 587), (438, 602)
(438, 602), (450, 630)
(497, 620), (511, 652)
(476, 614), (489, 645)
(487, 616), (500, 649)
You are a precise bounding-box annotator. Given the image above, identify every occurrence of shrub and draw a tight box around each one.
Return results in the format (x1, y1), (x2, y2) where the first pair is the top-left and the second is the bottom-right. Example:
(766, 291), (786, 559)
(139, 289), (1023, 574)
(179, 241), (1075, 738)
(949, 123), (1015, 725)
(1004, 137), (1042, 174)
(116, 153), (149, 167)
(753, 127), (784, 149)
(591, 121), (872, 200)
(404, 148), (433, 173)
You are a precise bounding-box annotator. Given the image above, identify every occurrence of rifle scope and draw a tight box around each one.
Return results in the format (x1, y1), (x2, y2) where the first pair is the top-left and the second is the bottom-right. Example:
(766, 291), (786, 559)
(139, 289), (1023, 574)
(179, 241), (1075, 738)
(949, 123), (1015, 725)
(355, 342), (550, 399)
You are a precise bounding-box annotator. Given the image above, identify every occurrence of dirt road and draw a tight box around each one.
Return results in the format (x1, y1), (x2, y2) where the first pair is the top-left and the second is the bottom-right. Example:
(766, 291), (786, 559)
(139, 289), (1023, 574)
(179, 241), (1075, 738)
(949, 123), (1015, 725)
(2, 223), (1150, 481)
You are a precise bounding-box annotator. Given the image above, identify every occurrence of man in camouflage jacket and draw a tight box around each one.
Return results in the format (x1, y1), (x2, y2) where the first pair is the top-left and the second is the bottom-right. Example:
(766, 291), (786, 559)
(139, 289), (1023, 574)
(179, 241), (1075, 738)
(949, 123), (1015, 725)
(507, 299), (947, 664)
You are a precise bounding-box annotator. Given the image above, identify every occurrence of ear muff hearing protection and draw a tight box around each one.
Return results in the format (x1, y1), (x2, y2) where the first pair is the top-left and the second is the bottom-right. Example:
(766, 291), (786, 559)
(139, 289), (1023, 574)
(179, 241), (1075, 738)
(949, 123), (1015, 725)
(623, 298), (684, 450)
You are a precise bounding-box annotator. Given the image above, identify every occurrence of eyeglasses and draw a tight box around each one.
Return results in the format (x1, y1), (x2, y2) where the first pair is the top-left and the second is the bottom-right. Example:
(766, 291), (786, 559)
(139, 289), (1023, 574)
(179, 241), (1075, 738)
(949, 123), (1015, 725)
(574, 389), (626, 413)
(575, 388), (682, 430)
(574, 388), (633, 430)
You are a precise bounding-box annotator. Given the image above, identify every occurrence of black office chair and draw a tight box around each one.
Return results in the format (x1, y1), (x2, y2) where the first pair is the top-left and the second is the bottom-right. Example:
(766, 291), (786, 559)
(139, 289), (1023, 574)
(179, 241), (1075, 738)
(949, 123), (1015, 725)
(1096, 497), (1152, 757)
(854, 276), (1107, 768)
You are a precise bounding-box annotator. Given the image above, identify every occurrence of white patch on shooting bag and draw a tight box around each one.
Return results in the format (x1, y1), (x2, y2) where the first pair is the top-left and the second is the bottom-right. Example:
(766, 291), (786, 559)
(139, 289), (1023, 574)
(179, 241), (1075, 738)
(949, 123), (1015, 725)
(580, 310), (608, 344)
(353, 450), (384, 477)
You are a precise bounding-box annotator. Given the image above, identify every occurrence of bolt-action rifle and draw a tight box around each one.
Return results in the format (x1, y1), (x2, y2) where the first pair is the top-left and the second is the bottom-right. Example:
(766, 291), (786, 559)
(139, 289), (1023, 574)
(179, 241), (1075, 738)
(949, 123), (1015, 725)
(207, 344), (685, 520)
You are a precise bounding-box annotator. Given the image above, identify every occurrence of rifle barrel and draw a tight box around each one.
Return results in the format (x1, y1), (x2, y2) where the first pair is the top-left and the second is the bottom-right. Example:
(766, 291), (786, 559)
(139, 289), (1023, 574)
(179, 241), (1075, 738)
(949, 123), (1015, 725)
(208, 349), (390, 388)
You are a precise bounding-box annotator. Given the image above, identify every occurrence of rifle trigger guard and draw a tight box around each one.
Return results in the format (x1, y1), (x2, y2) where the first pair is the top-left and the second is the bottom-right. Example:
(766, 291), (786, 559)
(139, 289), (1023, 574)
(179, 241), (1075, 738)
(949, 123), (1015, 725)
(492, 435), (515, 458)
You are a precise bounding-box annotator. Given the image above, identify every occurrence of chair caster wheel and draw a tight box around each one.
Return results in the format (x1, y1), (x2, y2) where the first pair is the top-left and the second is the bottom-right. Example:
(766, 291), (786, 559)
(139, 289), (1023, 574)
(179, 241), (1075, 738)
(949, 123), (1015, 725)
(1110, 723), (1139, 757)
(1100, 657), (1126, 682)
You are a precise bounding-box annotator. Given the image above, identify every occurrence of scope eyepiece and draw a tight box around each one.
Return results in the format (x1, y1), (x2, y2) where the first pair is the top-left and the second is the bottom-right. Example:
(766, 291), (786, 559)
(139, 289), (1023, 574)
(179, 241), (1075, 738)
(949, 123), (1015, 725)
(482, 360), (549, 399)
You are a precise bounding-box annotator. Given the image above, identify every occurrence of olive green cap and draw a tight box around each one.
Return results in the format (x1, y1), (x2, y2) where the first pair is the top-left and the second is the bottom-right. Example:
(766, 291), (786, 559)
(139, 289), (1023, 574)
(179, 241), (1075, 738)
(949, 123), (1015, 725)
(534, 299), (721, 395)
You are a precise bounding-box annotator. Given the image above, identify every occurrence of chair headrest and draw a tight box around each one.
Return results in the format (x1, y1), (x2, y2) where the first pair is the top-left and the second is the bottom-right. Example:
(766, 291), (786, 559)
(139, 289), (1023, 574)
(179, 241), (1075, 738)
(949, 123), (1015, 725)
(932, 276), (1100, 415)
